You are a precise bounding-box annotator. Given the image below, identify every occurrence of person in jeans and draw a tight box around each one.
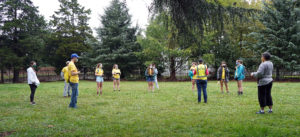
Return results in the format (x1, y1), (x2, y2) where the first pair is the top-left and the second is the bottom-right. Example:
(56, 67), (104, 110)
(61, 61), (70, 97)
(251, 52), (274, 114)
(194, 59), (209, 103)
(27, 61), (40, 105)
(217, 61), (230, 93)
(234, 60), (245, 95)
(68, 53), (80, 108)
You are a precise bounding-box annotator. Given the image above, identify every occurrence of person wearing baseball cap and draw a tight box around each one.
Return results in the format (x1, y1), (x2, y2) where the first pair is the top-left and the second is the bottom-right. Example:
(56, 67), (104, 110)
(68, 53), (80, 108)
(61, 61), (71, 97)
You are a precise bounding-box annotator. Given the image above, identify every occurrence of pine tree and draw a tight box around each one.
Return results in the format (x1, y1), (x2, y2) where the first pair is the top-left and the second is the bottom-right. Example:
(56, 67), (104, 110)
(93, 0), (142, 78)
(0, 0), (47, 82)
(249, 0), (300, 80)
(49, 0), (93, 73)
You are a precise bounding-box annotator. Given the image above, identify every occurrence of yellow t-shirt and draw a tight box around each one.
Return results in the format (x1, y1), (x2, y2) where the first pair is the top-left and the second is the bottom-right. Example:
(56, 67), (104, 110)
(195, 64), (207, 80)
(62, 66), (69, 82)
(221, 67), (225, 80)
(112, 69), (121, 79)
(190, 66), (197, 79)
(95, 68), (104, 76)
(68, 62), (79, 83)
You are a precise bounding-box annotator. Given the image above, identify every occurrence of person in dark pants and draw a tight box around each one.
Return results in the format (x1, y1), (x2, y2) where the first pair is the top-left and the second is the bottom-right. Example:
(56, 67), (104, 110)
(27, 61), (40, 105)
(194, 59), (209, 103)
(251, 52), (274, 114)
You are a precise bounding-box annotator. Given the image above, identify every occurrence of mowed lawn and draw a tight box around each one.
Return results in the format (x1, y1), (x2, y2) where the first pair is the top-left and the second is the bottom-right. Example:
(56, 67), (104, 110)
(0, 81), (299, 137)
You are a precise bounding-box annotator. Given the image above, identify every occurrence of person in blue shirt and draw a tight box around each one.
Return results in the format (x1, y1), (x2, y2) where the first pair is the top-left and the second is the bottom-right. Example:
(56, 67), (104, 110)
(234, 60), (245, 95)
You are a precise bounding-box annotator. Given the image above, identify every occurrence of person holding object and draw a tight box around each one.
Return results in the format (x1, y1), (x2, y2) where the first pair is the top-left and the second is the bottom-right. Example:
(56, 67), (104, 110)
(234, 60), (245, 95)
(217, 61), (230, 93)
(189, 62), (197, 92)
(251, 52), (274, 114)
(194, 59), (209, 103)
(95, 63), (104, 95)
(112, 64), (121, 91)
(145, 64), (156, 92)
(68, 53), (80, 108)
(61, 61), (71, 97)
(27, 61), (40, 105)
(153, 64), (159, 90)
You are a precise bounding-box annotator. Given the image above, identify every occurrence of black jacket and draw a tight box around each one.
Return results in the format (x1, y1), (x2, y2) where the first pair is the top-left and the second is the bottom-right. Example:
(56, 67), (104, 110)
(217, 66), (230, 81)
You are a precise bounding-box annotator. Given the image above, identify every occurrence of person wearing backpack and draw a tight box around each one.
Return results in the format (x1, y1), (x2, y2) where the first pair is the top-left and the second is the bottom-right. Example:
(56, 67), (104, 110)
(217, 61), (230, 93)
(234, 60), (245, 95)
(27, 61), (40, 105)
(61, 61), (70, 97)
(145, 64), (156, 92)
(194, 59), (209, 103)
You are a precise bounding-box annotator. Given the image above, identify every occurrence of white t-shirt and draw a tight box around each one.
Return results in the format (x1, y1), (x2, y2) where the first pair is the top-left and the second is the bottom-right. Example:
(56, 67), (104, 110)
(27, 67), (40, 86)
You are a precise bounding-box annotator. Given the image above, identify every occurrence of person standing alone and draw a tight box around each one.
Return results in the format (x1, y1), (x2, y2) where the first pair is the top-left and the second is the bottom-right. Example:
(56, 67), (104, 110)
(251, 52), (274, 114)
(194, 59), (209, 103)
(61, 61), (70, 97)
(68, 53), (80, 108)
(27, 61), (40, 105)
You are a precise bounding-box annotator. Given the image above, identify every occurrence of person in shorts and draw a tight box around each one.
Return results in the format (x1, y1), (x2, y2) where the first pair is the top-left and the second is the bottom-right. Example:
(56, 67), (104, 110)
(95, 63), (104, 95)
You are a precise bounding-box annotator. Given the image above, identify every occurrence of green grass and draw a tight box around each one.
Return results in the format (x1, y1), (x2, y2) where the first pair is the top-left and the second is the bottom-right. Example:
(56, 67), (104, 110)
(0, 81), (299, 137)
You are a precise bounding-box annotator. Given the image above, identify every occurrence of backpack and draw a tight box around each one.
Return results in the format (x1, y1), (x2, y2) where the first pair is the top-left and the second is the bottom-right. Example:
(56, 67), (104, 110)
(148, 68), (154, 76)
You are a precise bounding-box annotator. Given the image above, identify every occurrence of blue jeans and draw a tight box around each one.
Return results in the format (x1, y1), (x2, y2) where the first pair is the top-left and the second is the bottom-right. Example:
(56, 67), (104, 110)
(69, 82), (79, 108)
(196, 80), (207, 102)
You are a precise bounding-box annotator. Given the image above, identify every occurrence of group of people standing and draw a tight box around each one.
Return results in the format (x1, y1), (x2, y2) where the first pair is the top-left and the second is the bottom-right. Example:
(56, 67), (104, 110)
(188, 52), (274, 114)
(27, 52), (274, 114)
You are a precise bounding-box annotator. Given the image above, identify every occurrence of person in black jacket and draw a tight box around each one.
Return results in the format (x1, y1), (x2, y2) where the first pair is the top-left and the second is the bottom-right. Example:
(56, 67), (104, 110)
(217, 61), (230, 93)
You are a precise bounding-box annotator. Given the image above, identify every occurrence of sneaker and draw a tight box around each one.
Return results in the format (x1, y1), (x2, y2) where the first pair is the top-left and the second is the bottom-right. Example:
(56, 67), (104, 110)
(256, 110), (265, 114)
(268, 110), (273, 113)
(31, 102), (36, 105)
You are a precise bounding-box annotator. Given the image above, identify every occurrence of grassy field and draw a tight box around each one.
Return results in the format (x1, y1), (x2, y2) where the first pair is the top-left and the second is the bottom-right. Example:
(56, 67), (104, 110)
(0, 81), (299, 137)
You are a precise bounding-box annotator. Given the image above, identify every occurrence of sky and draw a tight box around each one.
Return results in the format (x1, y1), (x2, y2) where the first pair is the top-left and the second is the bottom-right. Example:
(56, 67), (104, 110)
(31, 0), (153, 35)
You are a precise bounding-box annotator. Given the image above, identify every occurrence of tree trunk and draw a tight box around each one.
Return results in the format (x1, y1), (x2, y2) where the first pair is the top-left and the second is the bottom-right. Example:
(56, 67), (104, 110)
(1, 68), (4, 83)
(276, 67), (280, 81)
(13, 68), (20, 83)
(169, 57), (176, 80)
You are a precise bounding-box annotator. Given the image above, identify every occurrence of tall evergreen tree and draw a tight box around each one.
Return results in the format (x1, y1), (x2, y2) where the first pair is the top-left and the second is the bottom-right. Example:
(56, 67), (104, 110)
(0, 0), (47, 82)
(249, 0), (300, 80)
(93, 0), (142, 78)
(49, 0), (93, 73)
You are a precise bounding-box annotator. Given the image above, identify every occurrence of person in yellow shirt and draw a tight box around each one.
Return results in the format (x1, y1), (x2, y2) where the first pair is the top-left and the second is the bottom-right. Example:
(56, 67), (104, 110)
(217, 61), (230, 93)
(190, 62), (197, 92)
(95, 63), (104, 95)
(194, 59), (209, 103)
(61, 61), (71, 97)
(112, 64), (121, 91)
(68, 53), (80, 108)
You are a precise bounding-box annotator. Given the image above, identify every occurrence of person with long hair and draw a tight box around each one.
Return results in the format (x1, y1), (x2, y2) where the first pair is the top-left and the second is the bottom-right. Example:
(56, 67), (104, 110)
(234, 60), (245, 95)
(217, 61), (230, 93)
(112, 64), (121, 91)
(190, 62), (197, 92)
(251, 52), (274, 114)
(61, 61), (70, 97)
(145, 64), (156, 92)
(27, 61), (40, 105)
(95, 63), (104, 95)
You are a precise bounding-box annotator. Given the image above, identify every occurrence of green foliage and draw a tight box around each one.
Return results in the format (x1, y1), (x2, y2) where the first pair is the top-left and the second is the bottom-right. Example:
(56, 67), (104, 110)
(248, 0), (300, 76)
(88, 0), (142, 78)
(137, 13), (191, 79)
(0, 0), (47, 82)
(49, 0), (94, 73)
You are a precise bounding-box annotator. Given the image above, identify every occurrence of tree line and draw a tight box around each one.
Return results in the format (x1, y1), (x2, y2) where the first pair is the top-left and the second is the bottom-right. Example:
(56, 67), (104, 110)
(0, 0), (299, 83)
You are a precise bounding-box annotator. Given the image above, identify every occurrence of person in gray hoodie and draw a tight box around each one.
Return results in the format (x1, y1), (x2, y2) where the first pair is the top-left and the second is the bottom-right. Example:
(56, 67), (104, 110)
(251, 52), (274, 114)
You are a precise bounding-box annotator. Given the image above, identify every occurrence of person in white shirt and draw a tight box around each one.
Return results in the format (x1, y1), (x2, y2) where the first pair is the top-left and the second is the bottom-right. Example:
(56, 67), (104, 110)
(27, 61), (40, 105)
